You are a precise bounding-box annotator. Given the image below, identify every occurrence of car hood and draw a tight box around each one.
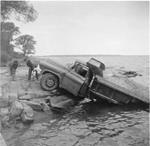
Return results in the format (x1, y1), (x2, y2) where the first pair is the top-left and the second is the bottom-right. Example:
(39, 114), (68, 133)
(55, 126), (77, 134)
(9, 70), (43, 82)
(31, 57), (68, 74)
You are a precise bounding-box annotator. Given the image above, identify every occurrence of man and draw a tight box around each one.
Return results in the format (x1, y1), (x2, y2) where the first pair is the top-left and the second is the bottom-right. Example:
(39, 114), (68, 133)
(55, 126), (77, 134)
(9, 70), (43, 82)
(26, 59), (40, 80)
(9, 60), (18, 81)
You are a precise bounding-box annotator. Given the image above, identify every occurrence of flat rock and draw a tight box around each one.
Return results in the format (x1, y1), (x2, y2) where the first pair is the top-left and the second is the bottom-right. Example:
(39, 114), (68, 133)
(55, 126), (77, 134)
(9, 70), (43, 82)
(18, 94), (33, 100)
(0, 133), (7, 146)
(20, 100), (42, 111)
(77, 133), (100, 146)
(21, 103), (34, 123)
(50, 95), (75, 110)
(20, 123), (48, 140)
(44, 133), (78, 146)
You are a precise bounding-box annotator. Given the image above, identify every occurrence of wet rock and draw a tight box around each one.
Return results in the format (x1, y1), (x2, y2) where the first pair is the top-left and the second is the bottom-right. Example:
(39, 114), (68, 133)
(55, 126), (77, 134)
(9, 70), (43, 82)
(31, 92), (51, 98)
(20, 100), (49, 112)
(20, 123), (48, 140)
(0, 133), (7, 146)
(20, 100), (42, 111)
(1, 115), (10, 128)
(44, 133), (78, 146)
(69, 125), (91, 137)
(49, 119), (57, 124)
(8, 93), (18, 102)
(50, 95), (75, 110)
(77, 133), (100, 146)
(0, 99), (9, 108)
(18, 94), (33, 100)
(97, 138), (119, 146)
(9, 100), (24, 118)
(14, 123), (24, 129)
(21, 103), (34, 123)
(40, 102), (50, 111)
(20, 138), (46, 146)
(0, 108), (9, 117)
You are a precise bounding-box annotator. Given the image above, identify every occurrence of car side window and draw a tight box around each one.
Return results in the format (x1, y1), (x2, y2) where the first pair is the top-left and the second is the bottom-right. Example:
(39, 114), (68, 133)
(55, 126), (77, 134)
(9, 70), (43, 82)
(75, 64), (88, 78)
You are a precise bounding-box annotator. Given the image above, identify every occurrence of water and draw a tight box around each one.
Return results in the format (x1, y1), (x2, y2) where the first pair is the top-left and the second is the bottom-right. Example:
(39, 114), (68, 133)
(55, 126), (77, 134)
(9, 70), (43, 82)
(1, 55), (149, 146)
(2, 101), (149, 146)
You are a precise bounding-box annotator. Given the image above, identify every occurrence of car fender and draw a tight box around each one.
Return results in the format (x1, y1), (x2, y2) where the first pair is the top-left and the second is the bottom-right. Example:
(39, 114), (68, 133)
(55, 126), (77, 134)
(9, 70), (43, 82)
(41, 69), (62, 85)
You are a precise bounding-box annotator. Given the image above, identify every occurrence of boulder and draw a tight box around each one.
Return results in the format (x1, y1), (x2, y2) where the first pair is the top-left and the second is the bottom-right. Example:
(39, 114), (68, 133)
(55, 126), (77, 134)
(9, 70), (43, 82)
(21, 103), (34, 123)
(9, 100), (24, 118)
(20, 100), (49, 111)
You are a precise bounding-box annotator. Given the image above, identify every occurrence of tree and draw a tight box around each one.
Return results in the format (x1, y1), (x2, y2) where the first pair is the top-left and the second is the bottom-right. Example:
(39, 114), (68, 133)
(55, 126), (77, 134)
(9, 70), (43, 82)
(1, 22), (20, 64)
(1, 1), (38, 22)
(15, 35), (36, 56)
(1, 22), (20, 53)
(0, 1), (38, 65)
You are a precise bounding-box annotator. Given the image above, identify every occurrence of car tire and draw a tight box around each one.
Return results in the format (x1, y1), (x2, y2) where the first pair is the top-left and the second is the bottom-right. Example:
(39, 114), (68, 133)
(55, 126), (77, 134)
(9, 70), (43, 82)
(40, 73), (58, 91)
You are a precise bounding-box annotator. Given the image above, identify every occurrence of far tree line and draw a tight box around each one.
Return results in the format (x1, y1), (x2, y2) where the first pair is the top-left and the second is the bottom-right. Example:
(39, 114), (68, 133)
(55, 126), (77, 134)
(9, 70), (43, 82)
(1, 1), (38, 66)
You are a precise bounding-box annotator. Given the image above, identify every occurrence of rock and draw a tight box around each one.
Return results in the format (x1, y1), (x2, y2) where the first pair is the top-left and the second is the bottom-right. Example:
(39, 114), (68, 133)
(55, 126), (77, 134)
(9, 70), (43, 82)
(0, 133), (7, 146)
(96, 138), (119, 146)
(31, 92), (51, 98)
(0, 98), (10, 108)
(20, 100), (43, 111)
(0, 108), (9, 117)
(20, 123), (48, 140)
(44, 133), (78, 146)
(1, 115), (10, 128)
(18, 94), (33, 100)
(40, 102), (50, 111)
(69, 126), (91, 137)
(49, 119), (56, 124)
(77, 133), (100, 146)
(20, 100), (49, 112)
(50, 95), (75, 110)
(9, 100), (24, 118)
(8, 93), (18, 102)
(21, 103), (34, 123)
(14, 123), (24, 129)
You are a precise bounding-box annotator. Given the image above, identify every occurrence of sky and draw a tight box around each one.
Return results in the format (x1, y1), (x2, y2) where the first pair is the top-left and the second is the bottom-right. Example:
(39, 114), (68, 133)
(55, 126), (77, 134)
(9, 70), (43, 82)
(14, 1), (149, 55)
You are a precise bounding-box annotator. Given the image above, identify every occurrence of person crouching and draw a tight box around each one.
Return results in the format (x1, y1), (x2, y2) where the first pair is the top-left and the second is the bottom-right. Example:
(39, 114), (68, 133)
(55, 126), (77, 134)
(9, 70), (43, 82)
(26, 59), (38, 80)
(26, 59), (41, 80)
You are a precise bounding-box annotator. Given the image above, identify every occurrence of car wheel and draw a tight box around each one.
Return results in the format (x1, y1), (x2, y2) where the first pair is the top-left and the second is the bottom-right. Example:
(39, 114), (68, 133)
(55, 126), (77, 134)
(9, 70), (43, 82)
(40, 73), (58, 91)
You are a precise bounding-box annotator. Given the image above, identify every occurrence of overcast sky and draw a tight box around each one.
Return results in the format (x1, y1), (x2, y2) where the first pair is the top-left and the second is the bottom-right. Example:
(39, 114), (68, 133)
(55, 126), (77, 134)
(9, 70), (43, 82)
(14, 1), (149, 55)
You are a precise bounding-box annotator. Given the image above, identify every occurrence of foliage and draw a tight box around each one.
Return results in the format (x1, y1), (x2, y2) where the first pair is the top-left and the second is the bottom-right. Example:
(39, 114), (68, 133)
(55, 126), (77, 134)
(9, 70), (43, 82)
(0, 1), (38, 66)
(15, 35), (36, 56)
(1, 1), (38, 22)
(1, 22), (20, 62)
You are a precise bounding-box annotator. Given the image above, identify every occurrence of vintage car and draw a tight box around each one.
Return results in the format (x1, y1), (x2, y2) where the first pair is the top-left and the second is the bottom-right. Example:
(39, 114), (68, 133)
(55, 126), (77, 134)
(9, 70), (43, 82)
(39, 58), (104, 96)
(33, 57), (148, 105)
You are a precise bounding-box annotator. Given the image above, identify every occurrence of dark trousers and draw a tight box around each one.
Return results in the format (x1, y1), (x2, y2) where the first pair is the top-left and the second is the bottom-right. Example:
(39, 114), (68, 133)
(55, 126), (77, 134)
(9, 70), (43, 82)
(10, 68), (17, 80)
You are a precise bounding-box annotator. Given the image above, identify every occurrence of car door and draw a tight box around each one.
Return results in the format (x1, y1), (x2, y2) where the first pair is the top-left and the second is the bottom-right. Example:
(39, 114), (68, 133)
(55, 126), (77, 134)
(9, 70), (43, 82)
(61, 64), (88, 96)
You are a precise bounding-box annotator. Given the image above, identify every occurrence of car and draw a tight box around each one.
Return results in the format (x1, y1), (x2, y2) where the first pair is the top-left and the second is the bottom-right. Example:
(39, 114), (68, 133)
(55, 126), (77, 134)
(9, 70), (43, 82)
(33, 57), (148, 105)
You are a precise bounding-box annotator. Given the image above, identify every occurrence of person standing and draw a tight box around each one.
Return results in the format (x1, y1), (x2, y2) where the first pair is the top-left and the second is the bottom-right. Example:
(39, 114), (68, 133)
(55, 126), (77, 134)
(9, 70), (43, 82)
(9, 60), (19, 81)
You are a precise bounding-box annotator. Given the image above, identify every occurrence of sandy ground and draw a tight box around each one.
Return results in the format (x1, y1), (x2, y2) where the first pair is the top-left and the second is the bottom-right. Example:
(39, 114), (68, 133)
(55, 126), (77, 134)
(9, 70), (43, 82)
(0, 55), (149, 146)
